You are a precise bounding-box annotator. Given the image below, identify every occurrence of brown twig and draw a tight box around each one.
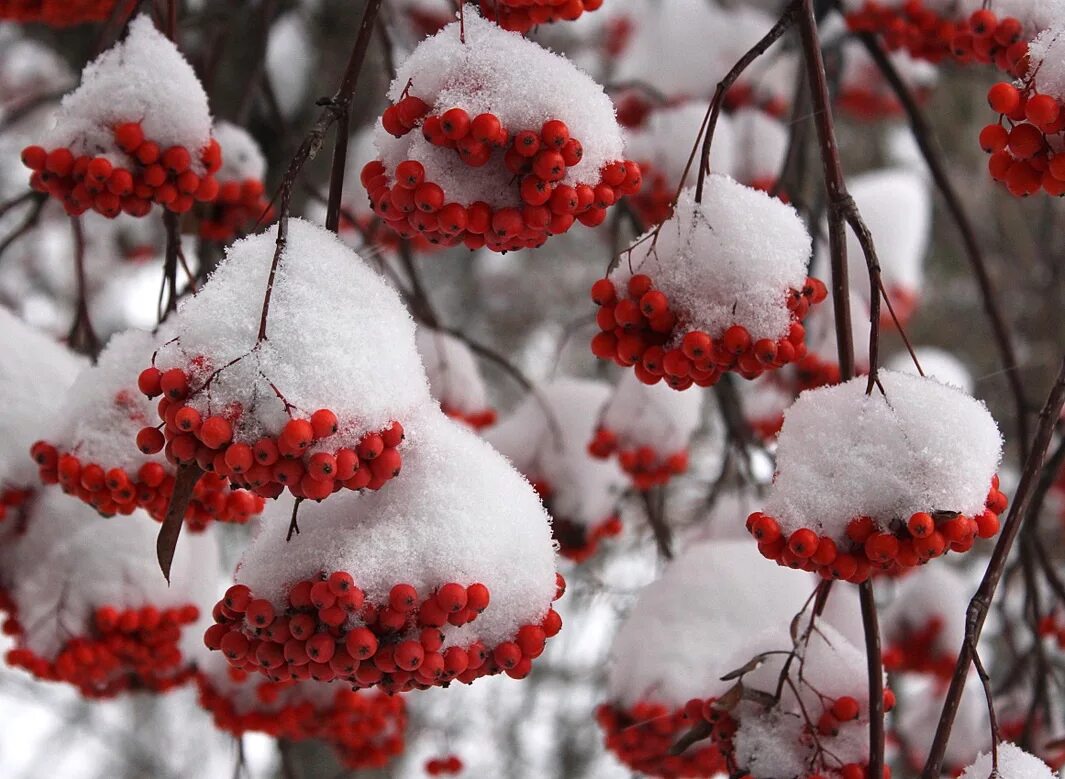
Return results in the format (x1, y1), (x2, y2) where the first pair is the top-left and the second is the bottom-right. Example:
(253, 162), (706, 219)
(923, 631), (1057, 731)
(641, 488), (673, 560)
(0, 193), (47, 265)
(67, 217), (100, 360)
(921, 355), (1065, 777)
(158, 210), (183, 322)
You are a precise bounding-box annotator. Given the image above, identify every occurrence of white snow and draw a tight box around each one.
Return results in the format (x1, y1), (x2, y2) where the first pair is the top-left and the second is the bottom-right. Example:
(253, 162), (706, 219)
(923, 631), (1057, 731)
(961, 742), (1057, 779)
(600, 371), (703, 454)
(623, 103), (736, 187)
(882, 563), (971, 659)
(416, 327), (491, 419)
(729, 108), (789, 187)
(611, 180), (811, 342)
(265, 11), (316, 119)
(887, 347), (974, 394)
(764, 370), (1003, 540)
(213, 121), (266, 182)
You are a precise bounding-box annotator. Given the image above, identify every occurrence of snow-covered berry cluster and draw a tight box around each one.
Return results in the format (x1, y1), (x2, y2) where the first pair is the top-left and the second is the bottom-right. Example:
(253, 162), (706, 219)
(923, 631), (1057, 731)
(20, 17), (222, 218)
(365, 13), (638, 252)
(479, 0), (603, 33)
(417, 328), (496, 430)
(199, 122), (272, 242)
(591, 179), (822, 389)
(748, 371), (1005, 580)
(882, 565), (969, 679)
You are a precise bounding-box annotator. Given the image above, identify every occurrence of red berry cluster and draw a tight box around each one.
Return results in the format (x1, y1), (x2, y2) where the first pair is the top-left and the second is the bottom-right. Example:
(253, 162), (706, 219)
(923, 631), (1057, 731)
(588, 429), (688, 490)
(135, 365), (405, 501)
(980, 81), (1065, 197)
(204, 572), (565, 694)
(478, 0), (603, 34)
(0, 487), (32, 523)
(883, 615), (956, 680)
(199, 178), (273, 242)
(30, 441), (262, 530)
(367, 103), (640, 252)
(5, 602), (199, 698)
(795, 353), (846, 391)
(0, 0), (118, 26)
(846, 6), (1030, 74)
(533, 480), (621, 562)
(20, 122), (222, 218)
(425, 755), (464, 775)
(1036, 612), (1065, 652)
(197, 670), (406, 769)
(595, 699), (727, 778)
(627, 163), (678, 227)
(589, 274), (827, 390)
(440, 403), (497, 431)
(746, 478), (1008, 582)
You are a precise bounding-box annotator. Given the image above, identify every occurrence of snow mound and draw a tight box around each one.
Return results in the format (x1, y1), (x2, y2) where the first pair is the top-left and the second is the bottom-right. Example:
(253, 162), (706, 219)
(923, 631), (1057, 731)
(624, 103), (736, 188)
(213, 121), (266, 182)
(600, 370), (703, 455)
(887, 347), (974, 394)
(416, 328), (493, 426)
(730, 108), (789, 188)
(961, 742), (1057, 779)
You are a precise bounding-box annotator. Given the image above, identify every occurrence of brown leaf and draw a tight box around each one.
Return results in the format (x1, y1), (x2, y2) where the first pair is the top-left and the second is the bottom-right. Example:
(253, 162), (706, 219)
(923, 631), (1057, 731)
(156, 463), (202, 583)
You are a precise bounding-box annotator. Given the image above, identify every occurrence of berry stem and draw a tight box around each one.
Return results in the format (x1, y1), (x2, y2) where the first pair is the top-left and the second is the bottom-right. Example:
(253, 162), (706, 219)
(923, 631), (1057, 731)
(67, 216), (100, 361)
(159, 209), (183, 322)
(641, 488), (673, 560)
(921, 355), (1065, 777)
(286, 498), (304, 542)
(853, 27), (1032, 457)
(0, 193), (46, 266)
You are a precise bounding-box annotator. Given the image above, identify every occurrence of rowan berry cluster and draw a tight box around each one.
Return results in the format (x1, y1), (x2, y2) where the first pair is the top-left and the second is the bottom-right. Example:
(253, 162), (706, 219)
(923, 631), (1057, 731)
(440, 404), (496, 431)
(197, 669), (406, 769)
(21, 122), (222, 218)
(595, 699), (727, 778)
(746, 477), (1008, 581)
(425, 755), (464, 775)
(366, 107), (640, 252)
(846, 6), (1030, 75)
(0, 487), (32, 523)
(980, 81), (1065, 196)
(883, 615), (956, 680)
(589, 273), (827, 389)
(30, 440), (262, 529)
(478, 0), (603, 34)
(135, 364), (405, 501)
(587, 428), (688, 490)
(199, 177), (272, 242)
(204, 571), (564, 694)
(0, 0), (117, 26)
(533, 479), (621, 562)
(6, 602), (199, 698)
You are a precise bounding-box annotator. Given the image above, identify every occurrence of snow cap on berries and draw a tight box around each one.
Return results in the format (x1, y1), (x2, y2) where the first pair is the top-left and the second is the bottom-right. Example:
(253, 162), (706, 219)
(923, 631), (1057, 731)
(624, 103), (736, 185)
(235, 408), (558, 650)
(960, 742), (1057, 779)
(212, 121), (266, 183)
(763, 370), (1003, 540)
(611, 179), (811, 343)
(486, 378), (625, 530)
(44, 15), (213, 170)
(375, 10), (624, 205)
(601, 371), (703, 455)
(887, 347), (974, 394)
(416, 328), (491, 423)
(729, 108), (789, 187)
(0, 309), (86, 490)
(153, 218), (430, 444)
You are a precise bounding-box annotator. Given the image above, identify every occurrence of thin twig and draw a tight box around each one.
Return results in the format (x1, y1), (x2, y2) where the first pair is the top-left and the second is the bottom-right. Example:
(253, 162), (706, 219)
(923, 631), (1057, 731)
(67, 217), (99, 360)
(0, 193), (46, 265)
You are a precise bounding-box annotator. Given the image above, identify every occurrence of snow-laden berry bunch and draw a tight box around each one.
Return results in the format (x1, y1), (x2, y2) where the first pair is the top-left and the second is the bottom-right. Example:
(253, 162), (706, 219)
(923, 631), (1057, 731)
(590, 178), (824, 389)
(1, 488), (214, 697)
(599, 539), (889, 778)
(31, 328), (263, 529)
(478, 0), (604, 34)
(416, 328), (496, 430)
(138, 219), (429, 503)
(203, 409), (563, 694)
(195, 650), (406, 770)
(486, 378), (626, 562)
(961, 742), (1058, 779)
(587, 371), (702, 490)
(199, 121), (271, 242)
(363, 12), (639, 252)
(0, 0), (119, 26)
(838, 42), (939, 122)
(981, 20), (1065, 196)
(793, 290), (871, 391)
(747, 371), (1006, 581)
(0, 309), (86, 521)
(881, 564), (970, 679)
(20, 16), (222, 219)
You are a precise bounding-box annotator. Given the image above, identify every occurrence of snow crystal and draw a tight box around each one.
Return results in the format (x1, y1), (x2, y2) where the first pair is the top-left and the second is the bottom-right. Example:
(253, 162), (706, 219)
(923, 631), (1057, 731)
(764, 370), (1003, 540)
(607, 539), (813, 708)
(730, 107), (789, 186)
(961, 742), (1057, 779)
(887, 347), (974, 394)
(154, 218), (430, 444)
(611, 180), (811, 342)
(416, 328), (489, 417)
(47, 327), (164, 473)
(376, 11), (624, 207)
(600, 371), (703, 454)
(213, 121), (266, 182)
(235, 407), (558, 650)
(44, 16), (213, 171)
(623, 103), (736, 185)
(9, 487), (216, 658)
(486, 378), (626, 530)
(0, 309), (86, 490)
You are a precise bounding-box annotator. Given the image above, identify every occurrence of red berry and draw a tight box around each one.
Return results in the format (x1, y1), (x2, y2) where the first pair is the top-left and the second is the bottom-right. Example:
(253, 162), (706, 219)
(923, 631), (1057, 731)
(440, 108), (471, 140)
(987, 82), (1021, 114)
(200, 416), (233, 449)
(281, 419), (314, 451)
(310, 408), (338, 439)
(471, 113), (502, 143)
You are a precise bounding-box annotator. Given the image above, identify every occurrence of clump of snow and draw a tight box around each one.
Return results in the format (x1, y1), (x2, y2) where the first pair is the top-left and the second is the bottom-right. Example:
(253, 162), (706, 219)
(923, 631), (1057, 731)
(896, 675), (991, 770)
(486, 378), (625, 530)
(46, 327), (164, 474)
(729, 108), (789, 187)
(235, 407), (558, 650)
(416, 328), (490, 420)
(0, 309), (86, 490)
(375, 11), (624, 207)
(623, 103), (736, 186)
(43, 16), (214, 171)
(154, 218), (430, 444)
(764, 370), (1003, 540)
(611, 180), (811, 342)
(266, 11), (316, 119)
(213, 121), (266, 182)
(740, 375), (794, 438)
(600, 371), (703, 455)
(882, 563), (971, 658)
(887, 347), (974, 394)
(960, 742), (1057, 779)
